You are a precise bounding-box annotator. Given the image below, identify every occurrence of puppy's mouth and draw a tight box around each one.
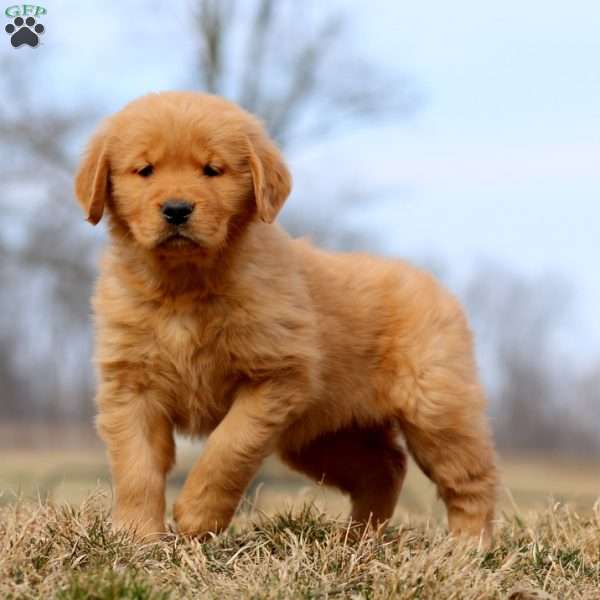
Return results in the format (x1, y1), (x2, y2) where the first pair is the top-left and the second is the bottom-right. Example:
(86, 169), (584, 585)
(156, 231), (201, 251)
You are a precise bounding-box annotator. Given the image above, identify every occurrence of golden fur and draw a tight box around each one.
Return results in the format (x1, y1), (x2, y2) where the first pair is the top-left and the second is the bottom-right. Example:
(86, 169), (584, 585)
(75, 91), (498, 543)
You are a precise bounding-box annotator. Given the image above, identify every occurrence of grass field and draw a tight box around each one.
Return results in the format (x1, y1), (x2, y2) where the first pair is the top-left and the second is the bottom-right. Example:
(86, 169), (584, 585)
(1, 444), (600, 598)
(1, 493), (599, 599)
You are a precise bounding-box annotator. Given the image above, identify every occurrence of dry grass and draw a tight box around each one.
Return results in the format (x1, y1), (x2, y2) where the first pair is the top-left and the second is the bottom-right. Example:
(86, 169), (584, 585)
(1, 492), (599, 599)
(2, 443), (600, 598)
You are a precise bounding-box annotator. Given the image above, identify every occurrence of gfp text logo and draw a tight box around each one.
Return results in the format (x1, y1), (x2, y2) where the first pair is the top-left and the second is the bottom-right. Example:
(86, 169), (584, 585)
(5, 4), (46, 47)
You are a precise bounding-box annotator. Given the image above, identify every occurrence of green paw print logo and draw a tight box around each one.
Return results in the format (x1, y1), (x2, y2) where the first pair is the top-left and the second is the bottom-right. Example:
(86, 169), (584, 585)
(4, 4), (46, 48)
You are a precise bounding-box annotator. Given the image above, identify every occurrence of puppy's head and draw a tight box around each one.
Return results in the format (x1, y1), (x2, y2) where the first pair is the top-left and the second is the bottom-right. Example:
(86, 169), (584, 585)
(75, 92), (291, 257)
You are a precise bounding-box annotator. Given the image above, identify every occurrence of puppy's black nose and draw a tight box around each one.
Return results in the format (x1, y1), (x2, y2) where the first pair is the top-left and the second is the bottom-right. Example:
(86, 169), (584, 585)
(161, 200), (194, 225)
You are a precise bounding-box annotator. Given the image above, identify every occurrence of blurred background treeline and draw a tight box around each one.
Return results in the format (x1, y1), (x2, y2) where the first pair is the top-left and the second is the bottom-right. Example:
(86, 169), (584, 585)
(0, 1), (599, 513)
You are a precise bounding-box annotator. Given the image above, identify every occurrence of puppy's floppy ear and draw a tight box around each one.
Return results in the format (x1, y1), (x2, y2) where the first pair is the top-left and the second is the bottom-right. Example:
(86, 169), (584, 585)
(247, 132), (292, 224)
(74, 126), (110, 225)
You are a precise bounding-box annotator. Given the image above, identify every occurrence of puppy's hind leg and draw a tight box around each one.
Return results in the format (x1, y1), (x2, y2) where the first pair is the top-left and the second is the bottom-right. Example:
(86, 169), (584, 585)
(279, 425), (407, 528)
(393, 367), (498, 542)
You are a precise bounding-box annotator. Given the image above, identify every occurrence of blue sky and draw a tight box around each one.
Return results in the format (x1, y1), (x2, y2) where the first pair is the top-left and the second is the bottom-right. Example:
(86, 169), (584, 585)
(3, 0), (599, 363)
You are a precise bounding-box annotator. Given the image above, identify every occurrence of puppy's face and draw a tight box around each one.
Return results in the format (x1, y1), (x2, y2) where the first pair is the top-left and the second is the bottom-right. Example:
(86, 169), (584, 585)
(108, 102), (253, 255)
(75, 92), (291, 258)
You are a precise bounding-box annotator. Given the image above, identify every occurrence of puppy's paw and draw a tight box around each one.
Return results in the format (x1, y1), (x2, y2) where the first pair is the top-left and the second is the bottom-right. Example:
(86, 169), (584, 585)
(112, 512), (167, 542)
(173, 495), (233, 539)
(448, 510), (494, 550)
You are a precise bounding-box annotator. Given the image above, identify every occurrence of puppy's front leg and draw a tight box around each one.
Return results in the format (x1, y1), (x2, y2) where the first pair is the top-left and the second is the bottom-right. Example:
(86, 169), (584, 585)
(96, 388), (175, 540)
(174, 380), (306, 537)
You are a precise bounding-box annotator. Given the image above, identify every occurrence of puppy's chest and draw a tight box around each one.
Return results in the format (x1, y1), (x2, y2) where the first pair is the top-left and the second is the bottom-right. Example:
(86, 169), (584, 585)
(147, 308), (237, 432)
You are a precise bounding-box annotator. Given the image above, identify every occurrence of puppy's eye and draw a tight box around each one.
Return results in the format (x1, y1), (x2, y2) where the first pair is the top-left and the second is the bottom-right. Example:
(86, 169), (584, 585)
(137, 165), (154, 177)
(203, 164), (222, 177)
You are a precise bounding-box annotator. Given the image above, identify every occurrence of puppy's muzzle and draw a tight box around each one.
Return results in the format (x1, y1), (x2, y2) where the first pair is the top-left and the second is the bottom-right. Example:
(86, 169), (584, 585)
(161, 200), (194, 226)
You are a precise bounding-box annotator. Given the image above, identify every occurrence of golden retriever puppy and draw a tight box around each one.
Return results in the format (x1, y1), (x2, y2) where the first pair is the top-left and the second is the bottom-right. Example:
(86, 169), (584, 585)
(75, 91), (497, 543)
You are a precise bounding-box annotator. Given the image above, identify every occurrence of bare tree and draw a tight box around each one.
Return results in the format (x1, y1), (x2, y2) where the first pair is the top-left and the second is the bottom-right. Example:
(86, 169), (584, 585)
(464, 263), (600, 456)
(0, 57), (98, 421)
(191, 0), (420, 146)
